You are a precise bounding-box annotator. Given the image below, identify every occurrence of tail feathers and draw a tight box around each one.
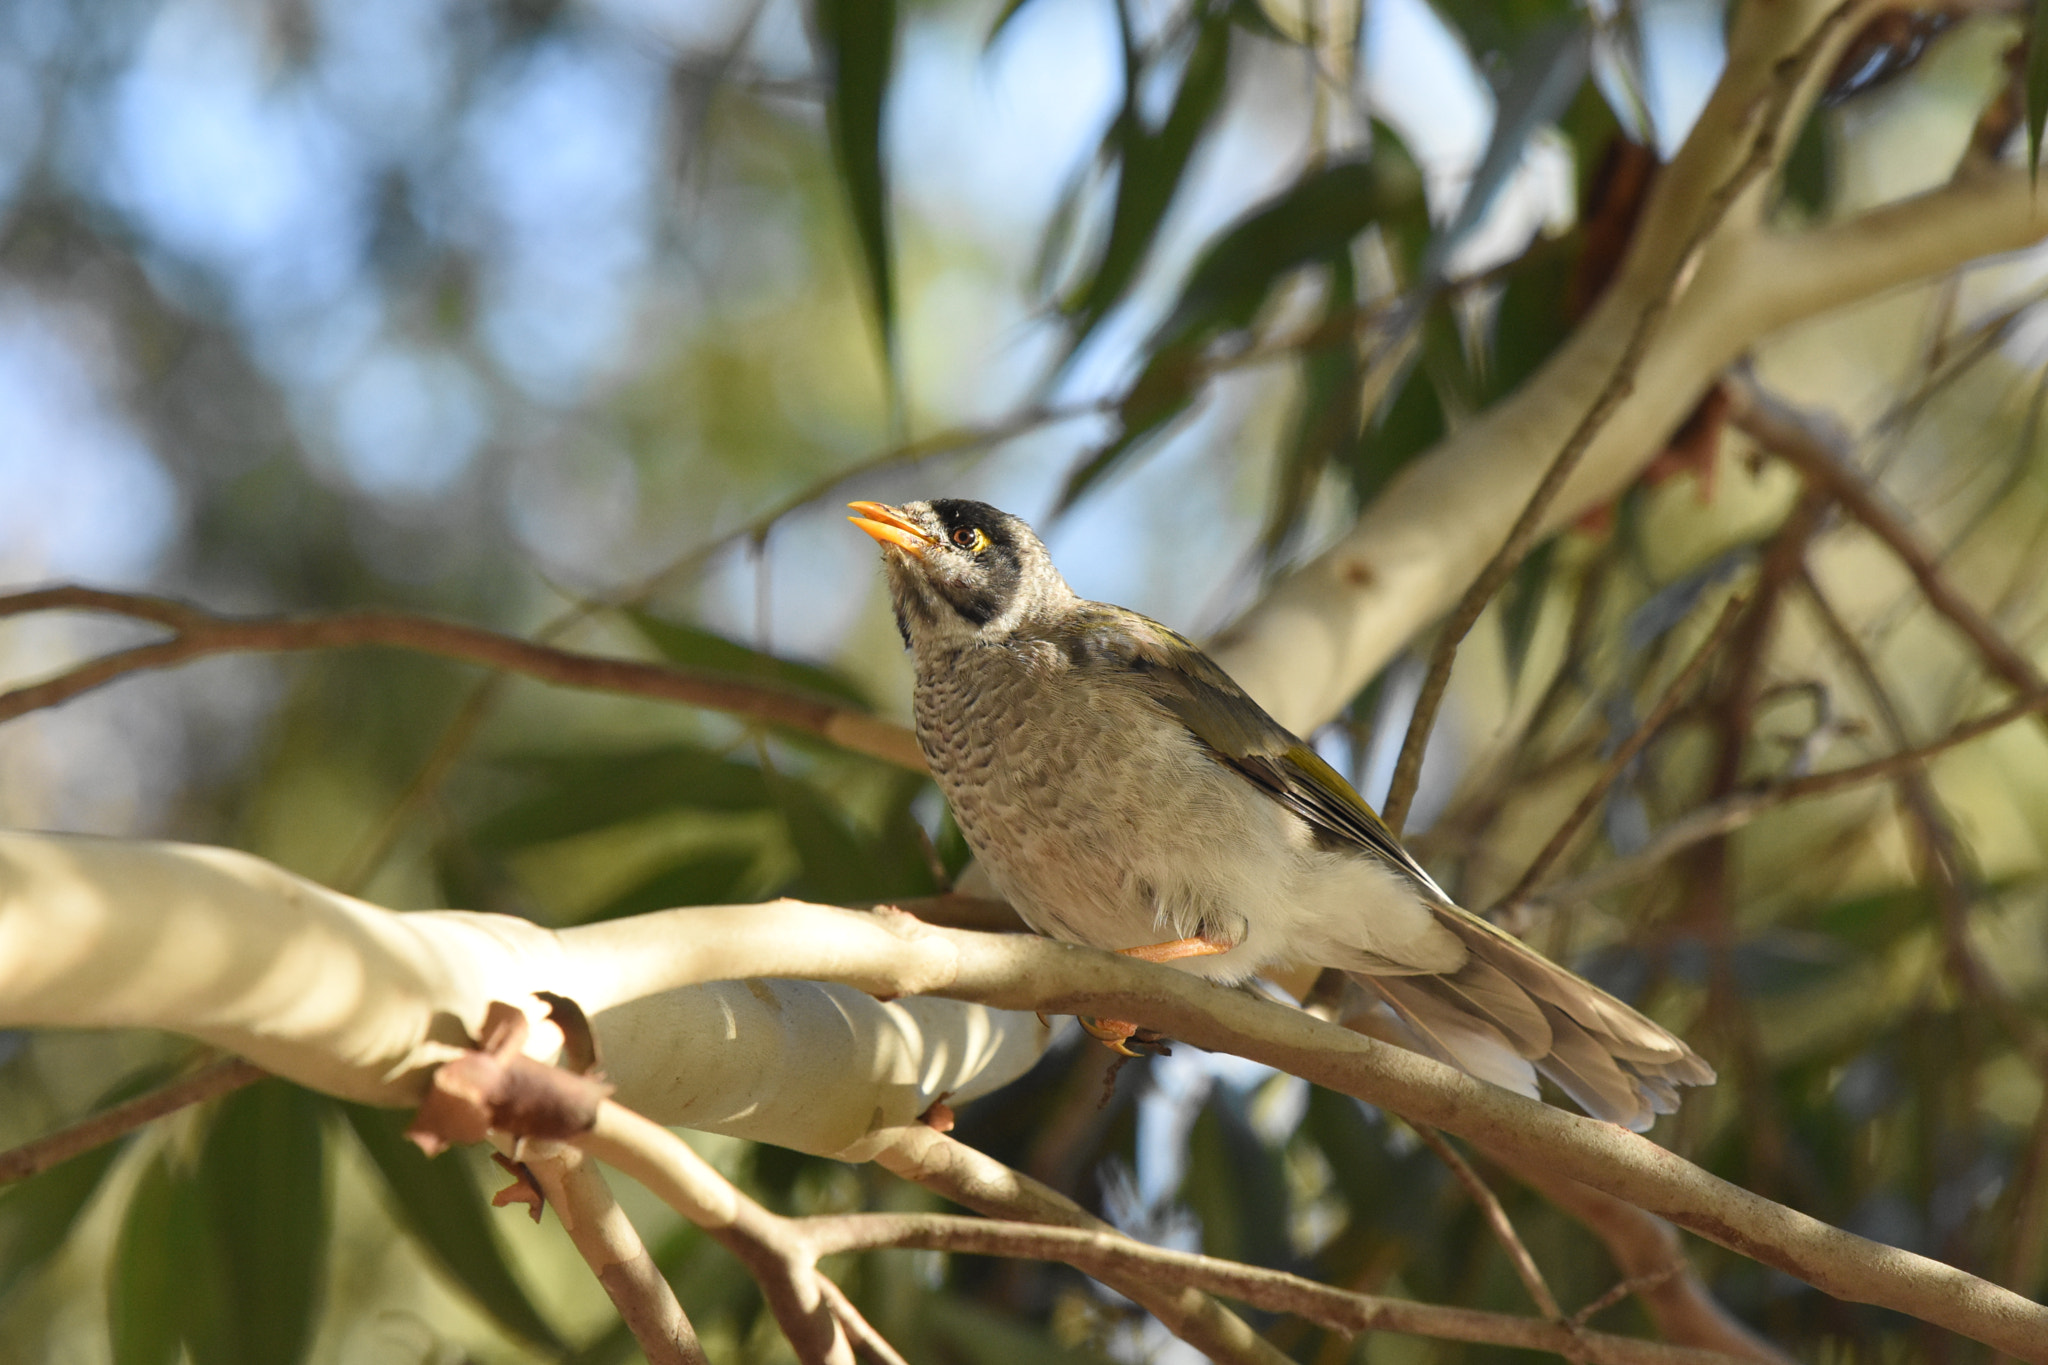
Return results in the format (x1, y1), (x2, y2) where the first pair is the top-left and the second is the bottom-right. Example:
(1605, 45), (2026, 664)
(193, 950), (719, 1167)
(1363, 977), (1540, 1099)
(1353, 902), (1715, 1132)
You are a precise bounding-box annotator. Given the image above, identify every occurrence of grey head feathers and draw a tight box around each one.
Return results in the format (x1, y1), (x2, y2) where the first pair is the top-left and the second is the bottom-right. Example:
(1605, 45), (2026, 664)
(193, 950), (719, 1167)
(867, 498), (1075, 649)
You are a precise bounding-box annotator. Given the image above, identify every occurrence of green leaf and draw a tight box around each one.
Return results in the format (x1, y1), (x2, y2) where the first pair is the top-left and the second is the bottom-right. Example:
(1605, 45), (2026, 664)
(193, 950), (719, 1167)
(110, 1153), (209, 1365)
(921, 1295), (1115, 1364)
(774, 773), (937, 903)
(1263, 253), (1366, 557)
(191, 1081), (329, 1365)
(1781, 107), (1830, 215)
(1065, 0), (1236, 355)
(579, 847), (761, 922)
(1351, 363), (1444, 507)
(1417, 21), (1589, 284)
(814, 0), (900, 375)
(0, 1140), (124, 1305)
(1053, 342), (1205, 513)
(340, 1105), (564, 1351)
(626, 610), (871, 708)
(473, 744), (773, 847)
(2031, 0), (2048, 182)
(1153, 151), (1422, 355)
(1482, 232), (1575, 403)
(0, 1061), (176, 1306)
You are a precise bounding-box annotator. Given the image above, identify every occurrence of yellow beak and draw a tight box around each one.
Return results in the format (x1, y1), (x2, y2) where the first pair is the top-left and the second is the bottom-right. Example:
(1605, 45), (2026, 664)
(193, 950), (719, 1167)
(847, 501), (937, 558)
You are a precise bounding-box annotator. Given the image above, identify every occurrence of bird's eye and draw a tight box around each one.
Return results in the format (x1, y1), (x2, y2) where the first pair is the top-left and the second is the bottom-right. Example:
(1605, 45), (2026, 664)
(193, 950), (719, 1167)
(951, 527), (988, 552)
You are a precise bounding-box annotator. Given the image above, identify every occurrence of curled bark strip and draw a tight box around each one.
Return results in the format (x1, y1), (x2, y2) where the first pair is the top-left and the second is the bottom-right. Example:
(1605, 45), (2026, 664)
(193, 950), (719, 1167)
(407, 1001), (614, 1157)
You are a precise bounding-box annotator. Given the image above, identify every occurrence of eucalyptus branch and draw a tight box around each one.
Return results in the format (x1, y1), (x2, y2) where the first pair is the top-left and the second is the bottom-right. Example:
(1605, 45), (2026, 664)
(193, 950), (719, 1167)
(871, 1125), (1289, 1365)
(1726, 372), (2048, 702)
(8, 832), (2048, 1357)
(1375, 0), (1860, 833)
(0, 585), (924, 771)
(520, 1142), (705, 1365)
(0, 1056), (264, 1185)
(1486, 1151), (1796, 1365)
(1409, 1124), (1567, 1325)
(588, 1105), (1741, 1365)
(1211, 48), (2046, 745)
(796, 1212), (1751, 1365)
(1500, 591), (1750, 908)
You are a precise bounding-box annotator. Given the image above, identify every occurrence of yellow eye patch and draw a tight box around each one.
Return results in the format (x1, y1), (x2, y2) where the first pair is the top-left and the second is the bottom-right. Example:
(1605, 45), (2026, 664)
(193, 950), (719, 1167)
(950, 527), (990, 553)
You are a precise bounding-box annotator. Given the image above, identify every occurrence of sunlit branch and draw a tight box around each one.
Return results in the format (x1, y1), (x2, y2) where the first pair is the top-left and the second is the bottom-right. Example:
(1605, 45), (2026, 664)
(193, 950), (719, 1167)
(8, 832), (2048, 1357)
(588, 1102), (1746, 1365)
(0, 585), (926, 771)
(519, 1142), (706, 1365)
(871, 1124), (1288, 1365)
(1375, 0), (1859, 831)
(795, 1212), (1755, 1365)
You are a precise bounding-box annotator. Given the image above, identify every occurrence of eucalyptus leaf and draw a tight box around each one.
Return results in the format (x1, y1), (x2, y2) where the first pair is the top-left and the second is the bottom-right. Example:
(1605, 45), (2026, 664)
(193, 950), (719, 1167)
(191, 1081), (329, 1365)
(0, 1061), (178, 1307)
(1065, 0), (1235, 355)
(341, 1105), (564, 1351)
(814, 0), (900, 376)
(473, 744), (773, 848)
(579, 847), (761, 922)
(627, 610), (870, 708)
(2027, 0), (2048, 181)
(110, 1154), (210, 1365)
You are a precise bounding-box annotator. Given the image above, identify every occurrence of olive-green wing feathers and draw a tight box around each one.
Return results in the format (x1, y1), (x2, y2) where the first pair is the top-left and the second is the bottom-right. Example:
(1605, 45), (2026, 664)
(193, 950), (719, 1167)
(1064, 605), (1451, 903)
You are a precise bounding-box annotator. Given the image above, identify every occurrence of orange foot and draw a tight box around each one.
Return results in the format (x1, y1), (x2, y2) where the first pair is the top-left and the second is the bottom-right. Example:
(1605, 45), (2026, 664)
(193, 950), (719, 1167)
(1080, 934), (1235, 1056)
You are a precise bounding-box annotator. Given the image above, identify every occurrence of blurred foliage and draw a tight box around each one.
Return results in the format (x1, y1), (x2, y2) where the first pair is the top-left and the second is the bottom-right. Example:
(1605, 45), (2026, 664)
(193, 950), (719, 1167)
(1, 0), (2047, 1361)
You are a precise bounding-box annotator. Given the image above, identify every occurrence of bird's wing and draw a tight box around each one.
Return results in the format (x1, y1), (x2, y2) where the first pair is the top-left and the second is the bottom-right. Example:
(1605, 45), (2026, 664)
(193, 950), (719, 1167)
(1067, 605), (1452, 903)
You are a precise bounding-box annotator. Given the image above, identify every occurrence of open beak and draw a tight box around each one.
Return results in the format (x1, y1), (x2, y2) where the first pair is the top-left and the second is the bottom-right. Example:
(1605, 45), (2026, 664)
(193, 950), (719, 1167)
(847, 501), (937, 558)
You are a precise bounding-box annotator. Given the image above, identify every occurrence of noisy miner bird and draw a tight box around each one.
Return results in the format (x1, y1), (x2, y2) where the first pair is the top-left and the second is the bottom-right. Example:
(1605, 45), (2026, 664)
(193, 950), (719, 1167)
(849, 497), (1714, 1130)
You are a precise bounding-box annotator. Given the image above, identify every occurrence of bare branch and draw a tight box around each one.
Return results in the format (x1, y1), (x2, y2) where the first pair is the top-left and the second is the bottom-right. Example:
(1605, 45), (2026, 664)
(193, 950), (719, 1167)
(520, 1142), (706, 1365)
(1726, 373), (2048, 702)
(0, 585), (925, 772)
(872, 1124), (1290, 1365)
(578, 1102), (863, 1365)
(1501, 591), (1750, 908)
(552, 902), (2048, 1361)
(9, 832), (2048, 1357)
(1488, 1152), (1796, 1365)
(1410, 1124), (1568, 1325)
(0, 1056), (265, 1185)
(1375, 0), (1858, 830)
(797, 1212), (1753, 1365)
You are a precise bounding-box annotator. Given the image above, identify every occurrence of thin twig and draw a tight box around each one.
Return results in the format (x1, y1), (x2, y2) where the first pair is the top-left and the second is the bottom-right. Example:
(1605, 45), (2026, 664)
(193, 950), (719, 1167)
(1726, 372), (2048, 703)
(1501, 592), (1750, 908)
(1379, 0), (1859, 834)
(871, 1124), (1288, 1365)
(796, 1212), (1758, 1365)
(0, 586), (925, 771)
(1797, 570), (2048, 1077)
(586, 1103), (1750, 1365)
(1486, 1151), (1797, 1364)
(1409, 1125), (1568, 1325)
(0, 1056), (265, 1185)
(522, 1143), (706, 1365)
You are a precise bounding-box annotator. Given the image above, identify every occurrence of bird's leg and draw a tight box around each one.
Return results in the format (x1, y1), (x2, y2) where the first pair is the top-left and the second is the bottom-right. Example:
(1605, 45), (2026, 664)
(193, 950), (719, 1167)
(1081, 934), (1235, 1055)
(1117, 934), (1235, 965)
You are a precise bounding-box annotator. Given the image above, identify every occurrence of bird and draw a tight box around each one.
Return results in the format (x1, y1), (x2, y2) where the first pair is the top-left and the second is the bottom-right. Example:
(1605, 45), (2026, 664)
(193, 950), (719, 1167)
(848, 497), (1714, 1130)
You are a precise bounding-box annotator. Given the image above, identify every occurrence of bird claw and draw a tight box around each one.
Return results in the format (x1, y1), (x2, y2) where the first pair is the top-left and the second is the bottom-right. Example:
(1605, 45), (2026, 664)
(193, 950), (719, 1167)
(1079, 1016), (1171, 1057)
